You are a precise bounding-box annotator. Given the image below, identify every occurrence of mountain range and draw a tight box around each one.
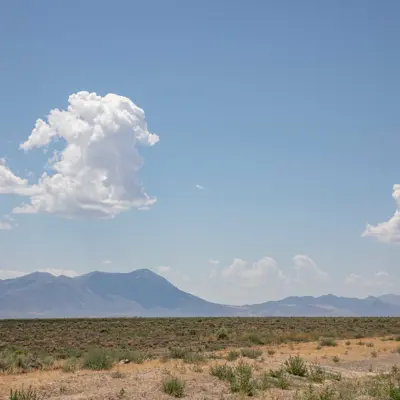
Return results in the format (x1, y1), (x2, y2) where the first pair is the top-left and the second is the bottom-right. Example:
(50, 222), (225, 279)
(1, 269), (399, 318)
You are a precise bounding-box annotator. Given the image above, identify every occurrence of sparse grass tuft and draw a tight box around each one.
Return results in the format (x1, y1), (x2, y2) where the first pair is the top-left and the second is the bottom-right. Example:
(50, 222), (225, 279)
(111, 369), (126, 379)
(240, 348), (262, 359)
(9, 387), (44, 400)
(162, 377), (185, 398)
(183, 352), (206, 364)
(296, 384), (336, 400)
(267, 348), (276, 356)
(168, 348), (190, 360)
(332, 355), (340, 364)
(191, 363), (203, 373)
(308, 363), (326, 383)
(319, 337), (337, 347)
(62, 358), (80, 373)
(226, 350), (240, 361)
(268, 367), (290, 389)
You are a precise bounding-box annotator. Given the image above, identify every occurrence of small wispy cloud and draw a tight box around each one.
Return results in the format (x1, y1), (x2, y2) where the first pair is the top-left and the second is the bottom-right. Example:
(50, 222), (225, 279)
(0, 221), (12, 230)
(102, 260), (112, 265)
(157, 266), (172, 273)
(208, 259), (220, 265)
(195, 184), (205, 190)
(38, 269), (79, 277)
(0, 215), (15, 230)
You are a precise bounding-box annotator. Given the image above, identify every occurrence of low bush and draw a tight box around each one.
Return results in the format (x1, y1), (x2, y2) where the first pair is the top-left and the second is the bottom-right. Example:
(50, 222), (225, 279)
(162, 377), (185, 398)
(226, 350), (240, 361)
(284, 355), (308, 377)
(229, 361), (257, 396)
(82, 349), (113, 370)
(210, 364), (234, 381)
(319, 337), (337, 347)
(240, 348), (262, 359)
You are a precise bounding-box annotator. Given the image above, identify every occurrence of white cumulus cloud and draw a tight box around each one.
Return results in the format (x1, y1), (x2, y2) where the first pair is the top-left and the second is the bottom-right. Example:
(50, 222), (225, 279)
(362, 185), (400, 243)
(0, 91), (159, 219)
(213, 254), (328, 294)
(292, 254), (329, 282)
(344, 271), (392, 291)
(221, 257), (287, 288)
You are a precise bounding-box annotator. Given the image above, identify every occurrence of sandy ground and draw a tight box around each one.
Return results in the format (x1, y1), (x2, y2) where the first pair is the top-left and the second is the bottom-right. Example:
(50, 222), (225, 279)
(1, 337), (400, 399)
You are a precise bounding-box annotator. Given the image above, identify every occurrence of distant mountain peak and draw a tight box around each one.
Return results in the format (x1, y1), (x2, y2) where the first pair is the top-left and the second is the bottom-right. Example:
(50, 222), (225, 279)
(1, 270), (399, 318)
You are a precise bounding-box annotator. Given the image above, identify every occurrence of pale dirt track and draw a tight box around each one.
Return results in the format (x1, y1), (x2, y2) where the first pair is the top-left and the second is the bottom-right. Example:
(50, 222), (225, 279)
(1, 338), (400, 399)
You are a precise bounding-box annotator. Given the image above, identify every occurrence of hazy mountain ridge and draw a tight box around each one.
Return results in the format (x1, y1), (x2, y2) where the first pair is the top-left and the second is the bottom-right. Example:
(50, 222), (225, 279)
(0, 269), (399, 318)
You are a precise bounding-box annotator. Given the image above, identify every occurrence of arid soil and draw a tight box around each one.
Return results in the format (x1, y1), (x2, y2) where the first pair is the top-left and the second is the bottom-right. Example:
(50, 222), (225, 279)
(2, 337), (400, 399)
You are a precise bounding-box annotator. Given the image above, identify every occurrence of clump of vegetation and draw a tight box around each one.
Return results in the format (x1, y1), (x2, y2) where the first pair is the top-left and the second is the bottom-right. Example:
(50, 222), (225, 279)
(82, 349), (113, 370)
(332, 355), (340, 364)
(182, 352), (206, 364)
(111, 369), (126, 379)
(162, 377), (185, 398)
(116, 350), (147, 364)
(210, 364), (234, 381)
(284, 355), (308, 377)
(345, 340), (351, 346)
(295, 384), (336, 400)
(366, 342), (374, 348)
(226, 350), (240, 361)
(258, 372), (273, 390)
(191, 363), (203, 373)
(245, 332), (264, 345)
(210, 361), (259, 395)
(240, 348), (262, 359)
(276, 372), (291, 390)
(308, 363), (326, 383)
(319, 337), (337, 347)
(390, 386), (400, 400)
(229, 361), (257, 396)
(216, 327), (229, 340)
(0, 350), (49, 374)
(168, 347), (190, 360)
(268, 368), (291, 389)
(62, 358), (80, 373)
(9, 387), (44, 400)
(267, 348), (276, 356)
(371, 350), (378, 358)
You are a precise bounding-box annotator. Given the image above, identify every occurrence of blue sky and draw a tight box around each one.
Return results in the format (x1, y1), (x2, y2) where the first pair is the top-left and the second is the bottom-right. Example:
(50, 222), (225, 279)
(0, 1), (399, 304)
